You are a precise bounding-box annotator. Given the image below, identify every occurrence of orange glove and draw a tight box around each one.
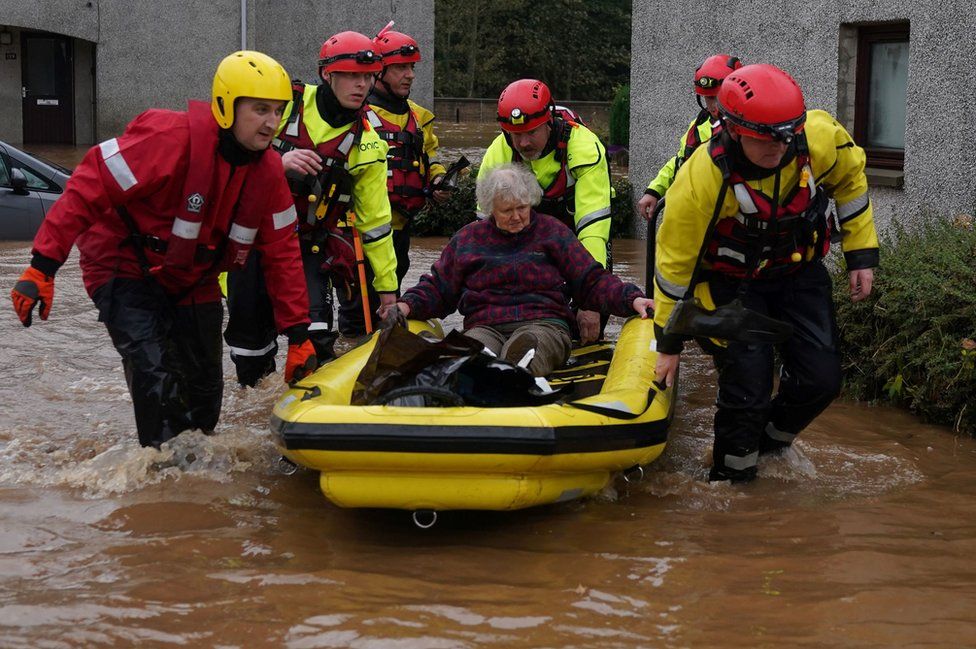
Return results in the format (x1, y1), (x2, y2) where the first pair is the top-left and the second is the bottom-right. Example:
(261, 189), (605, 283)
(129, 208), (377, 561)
(11, 266), (55, 327)
(285, 339), (317, 384)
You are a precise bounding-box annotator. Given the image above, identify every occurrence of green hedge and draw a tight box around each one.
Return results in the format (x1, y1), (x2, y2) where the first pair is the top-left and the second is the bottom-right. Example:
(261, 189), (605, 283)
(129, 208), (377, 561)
(609, 84), (630, 147)
(832, 216), (976, 434)
(412, 166), (635, 239)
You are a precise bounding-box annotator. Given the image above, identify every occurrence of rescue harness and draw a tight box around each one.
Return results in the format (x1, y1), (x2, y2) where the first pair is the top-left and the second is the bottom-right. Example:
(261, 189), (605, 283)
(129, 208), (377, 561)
(364, 106), (429, 218)
(274, 82), (363, 237)
(704, 132), (831, 279)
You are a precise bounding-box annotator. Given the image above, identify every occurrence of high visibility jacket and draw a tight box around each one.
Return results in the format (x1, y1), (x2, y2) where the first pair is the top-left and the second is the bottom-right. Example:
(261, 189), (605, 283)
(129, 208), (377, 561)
(277, 83), (398, 293)
(653, 110), (879, 352)
(646, 109), (715, 198)
(478, 121), (612, 267)
(365, 96), (446, 229)
(30, 102), (309, 331)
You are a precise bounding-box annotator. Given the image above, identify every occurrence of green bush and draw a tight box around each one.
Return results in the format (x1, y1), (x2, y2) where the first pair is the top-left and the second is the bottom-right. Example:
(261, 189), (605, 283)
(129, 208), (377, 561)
(833, 217), (976, 434)
(610, 177), (635, 238)
(412, 166), (635, 239)
(609, 84), (630, 147)
(411, 165), (479, 236)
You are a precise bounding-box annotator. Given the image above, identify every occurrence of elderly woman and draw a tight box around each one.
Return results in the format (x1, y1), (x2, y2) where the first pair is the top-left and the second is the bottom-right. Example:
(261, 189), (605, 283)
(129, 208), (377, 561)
(382, 164), (654, 376)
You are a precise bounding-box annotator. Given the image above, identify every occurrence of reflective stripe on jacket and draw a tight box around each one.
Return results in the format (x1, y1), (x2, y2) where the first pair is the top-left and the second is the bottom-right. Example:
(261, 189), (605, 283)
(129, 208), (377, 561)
(276, 83), (398, 293)
(366, 98), (446, 225)
(653, 109), (879, 345)
(30, 103), (309, 330)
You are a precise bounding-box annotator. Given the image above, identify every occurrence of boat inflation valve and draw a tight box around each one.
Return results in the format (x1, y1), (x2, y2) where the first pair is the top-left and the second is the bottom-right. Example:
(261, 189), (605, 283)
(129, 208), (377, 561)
(412, 510), (438, 529)
(622, 465), (644, 484)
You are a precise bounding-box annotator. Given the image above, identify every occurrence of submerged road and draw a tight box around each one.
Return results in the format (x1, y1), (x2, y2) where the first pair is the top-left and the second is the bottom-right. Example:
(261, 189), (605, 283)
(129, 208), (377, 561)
(1, 237), (975, 647)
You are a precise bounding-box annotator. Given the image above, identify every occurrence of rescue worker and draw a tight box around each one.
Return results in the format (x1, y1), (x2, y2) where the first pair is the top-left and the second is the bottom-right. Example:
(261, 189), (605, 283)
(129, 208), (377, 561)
(478, 79), (613, 345)
(638, 54), (743, 219)
(335, 25), (448, 336)
(652, 64), (879, 483)
(223, 31), (399, 386)
(9, 51), (315, 449)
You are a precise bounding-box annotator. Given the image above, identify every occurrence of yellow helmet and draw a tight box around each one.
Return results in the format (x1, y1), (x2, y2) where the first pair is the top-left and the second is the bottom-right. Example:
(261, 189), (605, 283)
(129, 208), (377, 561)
(211, 50), (291, 129)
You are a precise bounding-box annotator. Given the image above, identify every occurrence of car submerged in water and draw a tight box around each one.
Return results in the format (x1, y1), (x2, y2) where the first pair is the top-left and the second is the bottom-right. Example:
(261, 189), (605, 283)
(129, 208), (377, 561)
(0, 141), (72, 240)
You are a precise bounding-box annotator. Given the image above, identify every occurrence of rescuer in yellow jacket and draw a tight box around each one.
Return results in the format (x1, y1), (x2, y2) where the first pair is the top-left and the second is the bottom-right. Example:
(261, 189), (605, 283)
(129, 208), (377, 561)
(653, 64), (879, 483)
(638, 54), (743, 219)
(336, 25), (448, 336)
(223, 31), (398, 386)
(478, 79), (613, 344)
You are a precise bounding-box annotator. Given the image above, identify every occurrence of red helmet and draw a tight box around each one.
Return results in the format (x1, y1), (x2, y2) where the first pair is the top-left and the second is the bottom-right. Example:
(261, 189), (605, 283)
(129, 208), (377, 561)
(373, 25), (421, 66)
(497, 79), (553, 133)
(318, 31), (382, 74)
(718, 64), (806, 142)
(694, 54), (742, 96)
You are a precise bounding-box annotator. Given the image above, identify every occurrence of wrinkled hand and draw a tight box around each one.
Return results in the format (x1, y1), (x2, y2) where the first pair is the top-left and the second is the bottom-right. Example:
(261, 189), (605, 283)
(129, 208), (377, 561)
(430, 175), (451, 204)
(638, 194), (659, 221)
(285, 340), (317, 384)
(577, 309), (601, 345)
(655, 352), (680, 389)
(849, 268), (874, 302)
(632, 297), (655, 318)
(378, 300), (410, 323)
(281, 149), (323, 176)
(378, 301), (408, 329)
(376, 293), (398, 317)
(11, 266), (54, 327)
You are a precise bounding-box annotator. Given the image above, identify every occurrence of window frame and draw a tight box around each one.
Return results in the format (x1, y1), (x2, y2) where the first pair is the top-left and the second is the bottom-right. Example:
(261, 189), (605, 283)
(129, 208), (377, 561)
(854, 22), (910, 170)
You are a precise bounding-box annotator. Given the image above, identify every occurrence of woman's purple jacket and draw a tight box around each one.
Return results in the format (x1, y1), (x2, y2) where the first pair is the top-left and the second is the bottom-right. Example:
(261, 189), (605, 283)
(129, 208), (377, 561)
(400, 211), (645, 330)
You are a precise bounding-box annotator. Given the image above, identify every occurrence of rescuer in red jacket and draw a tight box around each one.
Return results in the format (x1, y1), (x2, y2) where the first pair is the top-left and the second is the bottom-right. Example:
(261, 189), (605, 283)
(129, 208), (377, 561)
(9, 51), (315, 449)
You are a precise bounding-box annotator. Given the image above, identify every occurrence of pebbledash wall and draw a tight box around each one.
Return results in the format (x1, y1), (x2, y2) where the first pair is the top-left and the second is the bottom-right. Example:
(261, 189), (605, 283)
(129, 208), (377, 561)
(629, 0), (976, 236)
(0, 0), (434, 145)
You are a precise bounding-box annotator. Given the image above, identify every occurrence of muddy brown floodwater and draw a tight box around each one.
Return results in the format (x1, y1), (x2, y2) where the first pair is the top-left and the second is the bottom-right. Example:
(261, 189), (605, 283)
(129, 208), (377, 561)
(2, 235), (976, 648)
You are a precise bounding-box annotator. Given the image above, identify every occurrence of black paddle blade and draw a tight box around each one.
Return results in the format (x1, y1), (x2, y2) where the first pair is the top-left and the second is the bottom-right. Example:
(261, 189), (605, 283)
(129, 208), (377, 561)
(663, 298), (793, 344)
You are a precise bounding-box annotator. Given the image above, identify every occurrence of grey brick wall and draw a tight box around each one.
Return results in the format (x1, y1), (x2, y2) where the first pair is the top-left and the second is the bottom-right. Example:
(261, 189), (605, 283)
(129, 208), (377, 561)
(0, 0), (434, 142)
(630, 0), (976, 236)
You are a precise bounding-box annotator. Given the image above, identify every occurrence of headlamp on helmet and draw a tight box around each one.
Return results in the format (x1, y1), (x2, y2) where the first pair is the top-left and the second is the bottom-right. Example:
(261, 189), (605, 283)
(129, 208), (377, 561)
(373, 23), (422, 66)
(694, 54), (742, 97)
(318, 31), (384, 74)
(496, 79), (553, 133)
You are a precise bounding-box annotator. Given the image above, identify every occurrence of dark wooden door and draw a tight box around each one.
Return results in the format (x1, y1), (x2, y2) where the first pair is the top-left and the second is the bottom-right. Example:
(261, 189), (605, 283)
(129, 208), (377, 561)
(21, 34), (74, 144)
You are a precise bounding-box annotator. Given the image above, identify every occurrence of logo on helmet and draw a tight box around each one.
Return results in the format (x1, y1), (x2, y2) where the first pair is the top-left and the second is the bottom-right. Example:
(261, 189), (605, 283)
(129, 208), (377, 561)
(186, 193), (205, 214)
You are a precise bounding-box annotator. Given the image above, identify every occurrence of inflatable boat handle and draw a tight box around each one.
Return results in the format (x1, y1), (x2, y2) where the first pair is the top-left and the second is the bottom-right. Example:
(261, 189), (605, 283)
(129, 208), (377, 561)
(622, 465), (644, 484)
(412, 510), (438, 529)
(277, 456), (299, 476)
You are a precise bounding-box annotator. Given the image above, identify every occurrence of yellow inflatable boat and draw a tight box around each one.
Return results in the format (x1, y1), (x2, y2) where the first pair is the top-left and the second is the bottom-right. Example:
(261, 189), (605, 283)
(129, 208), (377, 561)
(271, 317), (674, 517)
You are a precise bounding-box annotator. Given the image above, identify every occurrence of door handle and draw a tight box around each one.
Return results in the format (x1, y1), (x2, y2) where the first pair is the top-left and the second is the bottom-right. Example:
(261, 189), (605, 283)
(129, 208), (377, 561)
(21, 86), (27, 99)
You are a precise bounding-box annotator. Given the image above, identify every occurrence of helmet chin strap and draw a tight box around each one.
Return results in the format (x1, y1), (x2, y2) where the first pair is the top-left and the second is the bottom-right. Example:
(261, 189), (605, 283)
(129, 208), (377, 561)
(376, 70), (408, 100)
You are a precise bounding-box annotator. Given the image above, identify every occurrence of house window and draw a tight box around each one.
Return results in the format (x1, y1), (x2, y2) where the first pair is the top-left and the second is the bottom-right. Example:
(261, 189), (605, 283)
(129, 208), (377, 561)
(854, 23), (909, 170)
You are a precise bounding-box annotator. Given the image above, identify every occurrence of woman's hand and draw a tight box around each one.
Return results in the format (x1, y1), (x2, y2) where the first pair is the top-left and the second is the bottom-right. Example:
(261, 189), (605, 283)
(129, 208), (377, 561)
(378, 300), (409, 322)
(632, 297), (655, 318)
(577, 309), (601, 344)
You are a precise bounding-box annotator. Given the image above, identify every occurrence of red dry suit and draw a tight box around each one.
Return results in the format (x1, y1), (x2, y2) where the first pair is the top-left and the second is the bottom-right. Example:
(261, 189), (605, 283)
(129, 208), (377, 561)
(30, 101), (309, 332)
